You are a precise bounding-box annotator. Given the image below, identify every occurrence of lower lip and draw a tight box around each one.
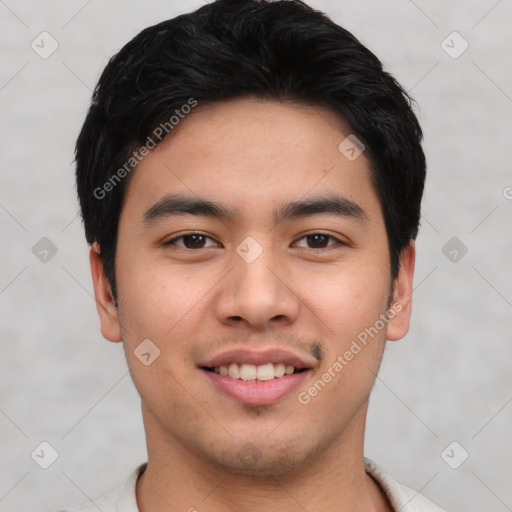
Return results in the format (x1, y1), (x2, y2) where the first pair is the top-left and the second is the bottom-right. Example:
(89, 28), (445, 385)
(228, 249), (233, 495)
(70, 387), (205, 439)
(201, 369), (310, 406)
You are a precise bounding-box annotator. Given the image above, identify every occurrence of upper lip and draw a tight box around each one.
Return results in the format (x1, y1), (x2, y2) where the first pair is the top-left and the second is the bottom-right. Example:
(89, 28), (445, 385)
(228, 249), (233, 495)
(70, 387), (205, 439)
(199, 347), (316, 370)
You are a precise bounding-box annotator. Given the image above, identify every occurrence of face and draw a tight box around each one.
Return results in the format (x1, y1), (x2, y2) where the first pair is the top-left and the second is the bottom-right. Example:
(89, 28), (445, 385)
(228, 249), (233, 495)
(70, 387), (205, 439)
(90, 98), (415, 476)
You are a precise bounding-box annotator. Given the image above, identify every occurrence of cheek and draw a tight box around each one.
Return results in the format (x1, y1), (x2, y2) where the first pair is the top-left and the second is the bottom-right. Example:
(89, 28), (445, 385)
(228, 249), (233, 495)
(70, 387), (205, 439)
(294, 271), (389, 424)
(299, 263), (391, 341)
(116, 254), (210, 340)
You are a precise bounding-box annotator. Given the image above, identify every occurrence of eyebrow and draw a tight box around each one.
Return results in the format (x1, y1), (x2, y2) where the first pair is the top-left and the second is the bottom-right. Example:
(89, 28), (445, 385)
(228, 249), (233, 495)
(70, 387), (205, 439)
(142, 193), (367, 226)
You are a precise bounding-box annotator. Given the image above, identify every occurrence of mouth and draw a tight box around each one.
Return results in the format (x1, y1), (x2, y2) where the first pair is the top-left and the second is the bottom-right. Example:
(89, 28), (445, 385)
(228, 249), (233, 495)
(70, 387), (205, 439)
(201, 362), (309, 381)
(198, 347), (316, 406)
(199, 362), (312, 406)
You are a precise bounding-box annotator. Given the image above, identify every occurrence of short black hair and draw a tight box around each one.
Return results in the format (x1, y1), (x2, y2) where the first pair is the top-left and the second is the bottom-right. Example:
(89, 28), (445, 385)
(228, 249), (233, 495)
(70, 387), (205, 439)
(76, 0), (426, 304)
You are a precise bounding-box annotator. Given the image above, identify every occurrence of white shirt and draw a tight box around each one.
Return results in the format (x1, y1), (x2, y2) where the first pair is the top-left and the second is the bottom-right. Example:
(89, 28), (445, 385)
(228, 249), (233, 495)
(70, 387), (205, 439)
(56, 458), (446, 512)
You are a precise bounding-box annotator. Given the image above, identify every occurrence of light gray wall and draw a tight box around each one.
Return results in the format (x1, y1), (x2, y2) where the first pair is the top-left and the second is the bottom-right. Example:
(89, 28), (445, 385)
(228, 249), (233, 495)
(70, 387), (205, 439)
(1, 1), (511, 510)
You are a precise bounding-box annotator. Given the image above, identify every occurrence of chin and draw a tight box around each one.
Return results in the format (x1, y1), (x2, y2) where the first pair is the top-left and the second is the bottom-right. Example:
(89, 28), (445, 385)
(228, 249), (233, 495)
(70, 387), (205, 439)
(203, 439), (316, 478)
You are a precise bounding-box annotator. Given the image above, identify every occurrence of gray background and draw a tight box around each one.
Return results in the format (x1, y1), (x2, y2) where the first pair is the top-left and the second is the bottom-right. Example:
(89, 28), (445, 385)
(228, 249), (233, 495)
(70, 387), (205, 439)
(1, 0), (511, 510)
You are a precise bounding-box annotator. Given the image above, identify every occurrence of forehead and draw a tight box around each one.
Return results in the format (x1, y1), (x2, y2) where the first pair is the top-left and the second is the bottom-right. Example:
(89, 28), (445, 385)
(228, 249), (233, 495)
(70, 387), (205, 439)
(121, 98), (379, 224)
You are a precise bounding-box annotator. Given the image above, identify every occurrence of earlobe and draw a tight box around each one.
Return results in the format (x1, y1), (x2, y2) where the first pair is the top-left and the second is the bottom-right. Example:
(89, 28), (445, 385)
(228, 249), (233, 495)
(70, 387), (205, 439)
(386, 240), (416, 342)
(89, 242), (123, 343)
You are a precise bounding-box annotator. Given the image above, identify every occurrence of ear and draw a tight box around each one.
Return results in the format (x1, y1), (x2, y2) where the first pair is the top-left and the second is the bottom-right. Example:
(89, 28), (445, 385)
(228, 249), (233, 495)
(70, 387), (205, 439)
(89, 242), (123, 343)
(386, 240), (416, 341)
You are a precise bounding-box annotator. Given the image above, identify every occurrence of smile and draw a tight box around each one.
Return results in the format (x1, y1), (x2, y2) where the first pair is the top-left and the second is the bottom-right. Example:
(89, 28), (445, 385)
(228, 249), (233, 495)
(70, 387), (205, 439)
(203, 362), (307, 381)
(201, 364), (311, 406)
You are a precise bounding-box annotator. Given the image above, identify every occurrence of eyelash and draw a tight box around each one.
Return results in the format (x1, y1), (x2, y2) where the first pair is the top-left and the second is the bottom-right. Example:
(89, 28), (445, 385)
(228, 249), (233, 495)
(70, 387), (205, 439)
(163, 232), (346, 250)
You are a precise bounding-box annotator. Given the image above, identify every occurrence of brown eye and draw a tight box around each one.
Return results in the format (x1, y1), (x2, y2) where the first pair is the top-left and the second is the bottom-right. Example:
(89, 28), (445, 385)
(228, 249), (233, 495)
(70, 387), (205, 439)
(182, 234), (207, 248)
(165, 233), (217, 249)
(294, 233), (342, 249)
(306, 234), (329, 248)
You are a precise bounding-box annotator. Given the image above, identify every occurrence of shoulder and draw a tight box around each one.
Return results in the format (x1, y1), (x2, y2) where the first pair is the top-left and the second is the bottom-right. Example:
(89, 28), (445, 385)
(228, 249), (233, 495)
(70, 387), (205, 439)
(53, 463), (146, 512)
(364, 458), (447, 512)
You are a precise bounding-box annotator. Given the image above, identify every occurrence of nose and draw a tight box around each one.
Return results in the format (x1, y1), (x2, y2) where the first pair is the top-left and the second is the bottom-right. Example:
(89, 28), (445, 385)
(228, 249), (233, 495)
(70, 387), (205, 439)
(214, 242), (300, 330)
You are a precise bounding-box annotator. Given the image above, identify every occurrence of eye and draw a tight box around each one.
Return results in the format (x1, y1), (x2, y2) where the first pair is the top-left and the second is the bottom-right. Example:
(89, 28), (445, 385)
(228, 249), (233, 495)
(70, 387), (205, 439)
(293, 233), (344, 249)
(163, 232), (345, 250)
(164, 233), (219, 249)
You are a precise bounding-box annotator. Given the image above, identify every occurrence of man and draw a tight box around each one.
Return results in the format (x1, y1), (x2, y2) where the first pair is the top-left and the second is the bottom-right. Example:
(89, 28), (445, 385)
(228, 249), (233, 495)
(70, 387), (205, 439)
(60, 0), (445, 510)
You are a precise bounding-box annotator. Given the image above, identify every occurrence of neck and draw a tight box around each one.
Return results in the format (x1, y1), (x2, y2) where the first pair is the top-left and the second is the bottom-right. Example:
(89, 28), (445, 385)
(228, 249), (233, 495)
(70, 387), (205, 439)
(136, 402), (391, 512)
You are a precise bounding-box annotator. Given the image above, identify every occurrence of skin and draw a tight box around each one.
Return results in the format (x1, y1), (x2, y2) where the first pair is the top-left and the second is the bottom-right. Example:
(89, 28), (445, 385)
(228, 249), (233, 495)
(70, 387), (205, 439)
(90, 98), (415, 512)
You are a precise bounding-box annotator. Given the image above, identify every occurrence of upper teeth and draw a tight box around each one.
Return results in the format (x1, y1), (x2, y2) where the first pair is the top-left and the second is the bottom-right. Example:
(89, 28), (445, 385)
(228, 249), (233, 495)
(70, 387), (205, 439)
(215, 363), (296, 381)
